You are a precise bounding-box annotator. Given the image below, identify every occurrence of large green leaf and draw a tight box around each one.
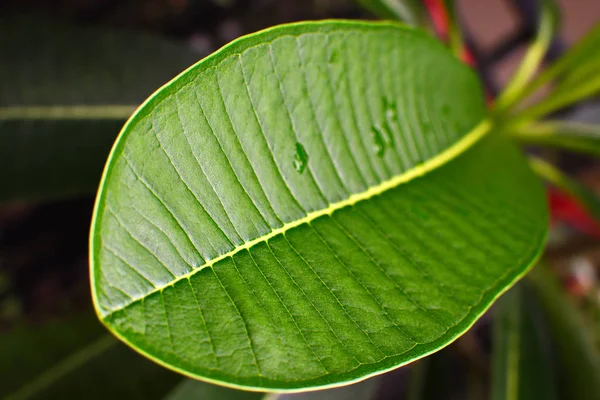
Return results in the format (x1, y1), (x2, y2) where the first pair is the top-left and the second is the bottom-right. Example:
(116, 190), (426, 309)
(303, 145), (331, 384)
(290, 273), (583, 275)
(90, 20), (548, 391)
(0, 15), (198, 202)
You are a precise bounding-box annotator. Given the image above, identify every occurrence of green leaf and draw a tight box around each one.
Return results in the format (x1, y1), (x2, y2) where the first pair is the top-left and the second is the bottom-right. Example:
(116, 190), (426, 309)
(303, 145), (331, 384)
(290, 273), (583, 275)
(518, 23), (600, 103)
(506, 23), (600, 123)
(491, 284), (558, 400)
(273, 376), (381, 400)
(528, 156), (600, 221)
(1, 313), (181, 399)
(0, 15), (198, 202)
(527, 267), (600, 400)
(512, 121), (600, 157)
(90, 20), (548, 391)
(494, 0), (559, 112)
(357, 0), (426, 25)
(511, 76), (600, 125)
(165, 374), (381, 400)
(442, 0), (465, 59)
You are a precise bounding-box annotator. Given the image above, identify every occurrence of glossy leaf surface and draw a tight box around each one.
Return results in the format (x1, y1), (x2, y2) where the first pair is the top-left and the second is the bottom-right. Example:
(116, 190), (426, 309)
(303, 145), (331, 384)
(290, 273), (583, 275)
(90, 21), (548, 391)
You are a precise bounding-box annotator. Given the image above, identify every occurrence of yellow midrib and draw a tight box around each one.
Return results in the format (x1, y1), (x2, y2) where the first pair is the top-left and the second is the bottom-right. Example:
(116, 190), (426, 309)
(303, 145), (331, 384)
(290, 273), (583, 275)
(0, 105), (136, 120)
(100, 119), (492, 317)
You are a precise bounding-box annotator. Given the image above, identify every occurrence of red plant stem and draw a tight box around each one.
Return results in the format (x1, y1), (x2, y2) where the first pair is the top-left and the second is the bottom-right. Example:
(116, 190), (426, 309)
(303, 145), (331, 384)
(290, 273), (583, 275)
(423, 0), (449, 38)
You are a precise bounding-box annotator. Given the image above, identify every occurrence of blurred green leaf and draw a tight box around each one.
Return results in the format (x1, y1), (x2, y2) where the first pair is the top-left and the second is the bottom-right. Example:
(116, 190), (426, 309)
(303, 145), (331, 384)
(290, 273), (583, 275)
(508, 23), (600, 123)
(442, 0), (464, 58)
(528, 155), (600, 221)
(527, 267), (600, 400)
(512, 121), (600, 157)
(356, 0), (426, 25)
(406, 351), (466, 400)
(1, 313), (181, 399)
(525, 23), (600, 97)
(491, 284), (558, 400)
(0, 15), (199, 202)
(494, 0), (559, 113)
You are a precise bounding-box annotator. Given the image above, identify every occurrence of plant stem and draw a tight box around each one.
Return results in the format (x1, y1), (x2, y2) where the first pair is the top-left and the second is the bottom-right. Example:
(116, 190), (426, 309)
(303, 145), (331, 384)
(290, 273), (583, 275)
(512, 23), (600, 106)
(508, 74), (600, 126)
(443, 0), (464, 59)
(494, 0), (557, 113)
(5, 335), (117, 400)
(511, 120), (600, 156)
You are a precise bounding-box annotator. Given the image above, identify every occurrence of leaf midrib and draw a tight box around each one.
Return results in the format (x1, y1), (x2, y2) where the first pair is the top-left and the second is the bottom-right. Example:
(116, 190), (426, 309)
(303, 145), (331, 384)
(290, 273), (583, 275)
(96, 119), (491, 317)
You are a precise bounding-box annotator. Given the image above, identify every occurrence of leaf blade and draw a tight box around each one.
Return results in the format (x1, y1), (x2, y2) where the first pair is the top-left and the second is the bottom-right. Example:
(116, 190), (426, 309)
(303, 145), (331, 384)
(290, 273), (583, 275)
(90, 20), (548, 391)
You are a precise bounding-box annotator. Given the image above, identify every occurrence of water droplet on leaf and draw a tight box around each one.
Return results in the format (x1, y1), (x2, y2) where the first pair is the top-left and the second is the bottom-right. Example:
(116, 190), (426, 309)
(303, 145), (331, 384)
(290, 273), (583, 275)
(383, 98), (397, 120)
(293, 142), (308, 173)
(372, 126), (386, 157)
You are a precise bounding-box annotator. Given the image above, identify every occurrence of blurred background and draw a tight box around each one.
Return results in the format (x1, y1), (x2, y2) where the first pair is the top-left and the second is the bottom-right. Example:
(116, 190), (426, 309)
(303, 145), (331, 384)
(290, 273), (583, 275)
(1, 0), (599, 399)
